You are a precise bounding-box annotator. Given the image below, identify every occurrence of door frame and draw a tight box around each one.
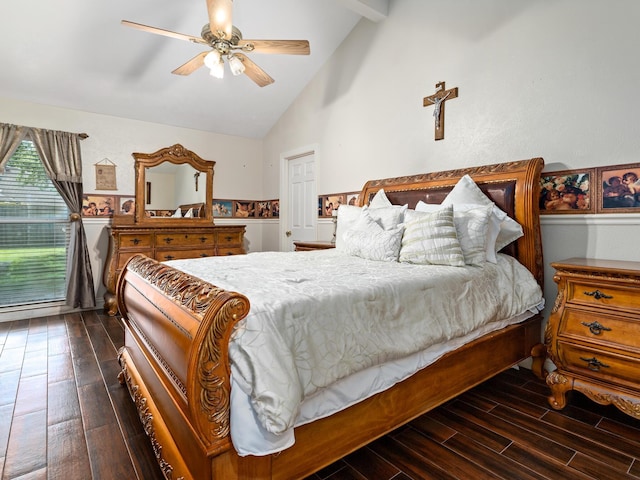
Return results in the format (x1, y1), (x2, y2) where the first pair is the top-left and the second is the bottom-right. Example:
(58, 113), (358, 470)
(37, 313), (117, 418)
(279, 144), (319, 251)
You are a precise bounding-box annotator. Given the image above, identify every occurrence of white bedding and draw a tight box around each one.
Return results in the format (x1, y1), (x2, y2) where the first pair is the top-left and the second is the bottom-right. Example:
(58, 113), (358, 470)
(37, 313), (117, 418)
(166, 249), (543, 456)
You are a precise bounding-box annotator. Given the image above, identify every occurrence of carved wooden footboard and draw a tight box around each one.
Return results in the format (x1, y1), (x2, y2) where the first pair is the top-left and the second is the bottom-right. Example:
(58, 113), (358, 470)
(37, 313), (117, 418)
(116, 157), (546, 480)
(116, 254), (250, 478)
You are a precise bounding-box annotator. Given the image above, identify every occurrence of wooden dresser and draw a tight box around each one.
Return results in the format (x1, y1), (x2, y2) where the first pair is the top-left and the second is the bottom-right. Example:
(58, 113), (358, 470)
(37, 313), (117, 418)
(103, 223), (245, 315)
(545, 258), (640, 419)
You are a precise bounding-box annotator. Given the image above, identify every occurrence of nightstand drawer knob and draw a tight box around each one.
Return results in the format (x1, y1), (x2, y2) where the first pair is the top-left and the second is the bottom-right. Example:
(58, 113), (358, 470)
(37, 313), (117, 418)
(584, 289), (613, 300)
(579, 356), (610, 372)
(581, 321), (612, 335)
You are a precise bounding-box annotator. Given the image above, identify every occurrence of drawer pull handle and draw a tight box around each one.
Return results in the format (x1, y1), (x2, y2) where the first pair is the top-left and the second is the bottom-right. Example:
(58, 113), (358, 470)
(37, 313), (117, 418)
(579, 356), (610, 372)
(163, 237), (174, 244)
(225, 235), (233, 242)
(199, 237), (207, 243)
(131, 238), (140, 245)
(583, 289), (613, 300)
(580, 321), (612, 335)
(199, 253), (208, 257)
(164, 255), (174, 260)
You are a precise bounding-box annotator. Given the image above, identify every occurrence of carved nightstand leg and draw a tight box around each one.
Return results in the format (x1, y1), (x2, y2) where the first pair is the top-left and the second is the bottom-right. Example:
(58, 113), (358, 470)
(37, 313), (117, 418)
(546, 371), (572, 410)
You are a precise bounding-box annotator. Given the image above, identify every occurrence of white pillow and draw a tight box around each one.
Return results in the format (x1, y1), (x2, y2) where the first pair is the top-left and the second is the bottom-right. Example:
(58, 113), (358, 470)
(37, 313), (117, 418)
(450, 204), (492, 265)
(343, 209), (404, 262)
(416, 201), (491, 265)
(441, 174), (523, 252)
(335, 205), (363, 250)
(400, 206), (465, 266)
(417, 200), (499, 264)
(369, 188), (392, 208)
(364, 204), (407, 230)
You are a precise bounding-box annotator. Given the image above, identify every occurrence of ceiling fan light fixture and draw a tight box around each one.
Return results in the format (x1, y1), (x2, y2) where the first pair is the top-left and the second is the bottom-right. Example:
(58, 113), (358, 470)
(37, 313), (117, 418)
(204, 50), (224, 78)
(228, 55), (245, 76)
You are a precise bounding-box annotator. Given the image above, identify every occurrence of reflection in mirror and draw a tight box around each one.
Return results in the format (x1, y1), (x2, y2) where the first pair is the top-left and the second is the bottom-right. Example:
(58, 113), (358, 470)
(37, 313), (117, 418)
(145, 163), (207, 211)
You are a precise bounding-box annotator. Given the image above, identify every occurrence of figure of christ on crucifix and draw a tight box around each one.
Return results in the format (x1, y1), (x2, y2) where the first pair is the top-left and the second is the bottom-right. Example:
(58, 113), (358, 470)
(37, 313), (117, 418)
(423, 81), (458, 140)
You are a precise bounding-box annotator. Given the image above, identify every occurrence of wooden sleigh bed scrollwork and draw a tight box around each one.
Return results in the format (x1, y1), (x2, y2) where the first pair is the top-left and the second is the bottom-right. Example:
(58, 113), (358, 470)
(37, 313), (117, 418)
(116, 157), (546, 480)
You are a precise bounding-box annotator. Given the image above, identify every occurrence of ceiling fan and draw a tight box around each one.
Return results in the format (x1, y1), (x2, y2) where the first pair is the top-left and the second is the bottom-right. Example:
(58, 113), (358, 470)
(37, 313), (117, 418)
(122, 0), (310, 87)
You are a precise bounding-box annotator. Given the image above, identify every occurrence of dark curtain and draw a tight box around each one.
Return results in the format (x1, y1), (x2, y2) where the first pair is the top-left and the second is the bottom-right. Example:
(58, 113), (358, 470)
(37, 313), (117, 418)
(0, 123), (96, 308)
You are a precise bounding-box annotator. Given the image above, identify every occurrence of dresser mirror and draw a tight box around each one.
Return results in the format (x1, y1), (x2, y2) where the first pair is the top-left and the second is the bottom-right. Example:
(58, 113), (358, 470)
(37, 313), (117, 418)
(132, 144), (215, 225)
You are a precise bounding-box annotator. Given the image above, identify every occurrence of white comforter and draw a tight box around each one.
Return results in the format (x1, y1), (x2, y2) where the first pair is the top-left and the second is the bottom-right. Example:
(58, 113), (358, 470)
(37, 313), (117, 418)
(167, 249), (543, 453)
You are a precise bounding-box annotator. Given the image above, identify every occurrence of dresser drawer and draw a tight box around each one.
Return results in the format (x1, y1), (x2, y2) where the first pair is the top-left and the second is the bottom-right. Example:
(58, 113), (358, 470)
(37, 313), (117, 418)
(155, 232), (215, 247)
(559, 308), (640, 351)
(118, 233), (152, 249)
(557, 341), (640, 386)
(566, 280), (640, 313)
(216, 231), (243, 247)
(156, 249), (215, 262)
(217, 247), (244, 256)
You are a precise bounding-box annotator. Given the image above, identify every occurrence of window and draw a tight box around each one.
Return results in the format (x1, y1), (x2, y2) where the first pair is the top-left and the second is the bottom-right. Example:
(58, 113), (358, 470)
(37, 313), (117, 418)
(0, 140), (70, 307)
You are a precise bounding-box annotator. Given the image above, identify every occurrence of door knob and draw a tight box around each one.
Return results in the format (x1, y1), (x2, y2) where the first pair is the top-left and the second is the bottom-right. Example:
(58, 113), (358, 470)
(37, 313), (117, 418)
(285, 231), (292, 237)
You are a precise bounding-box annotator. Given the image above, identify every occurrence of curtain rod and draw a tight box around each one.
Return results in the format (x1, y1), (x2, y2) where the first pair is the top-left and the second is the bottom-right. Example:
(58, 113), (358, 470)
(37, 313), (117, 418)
(79, 133), (89, 139)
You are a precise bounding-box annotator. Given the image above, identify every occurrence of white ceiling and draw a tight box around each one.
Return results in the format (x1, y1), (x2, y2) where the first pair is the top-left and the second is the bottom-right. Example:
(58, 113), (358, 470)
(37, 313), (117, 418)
(0, 1), (388, 139)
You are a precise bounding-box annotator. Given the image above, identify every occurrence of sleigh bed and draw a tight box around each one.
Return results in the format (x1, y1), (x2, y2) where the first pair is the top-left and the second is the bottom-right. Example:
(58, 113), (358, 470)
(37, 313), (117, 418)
(116, 157), (546, 480)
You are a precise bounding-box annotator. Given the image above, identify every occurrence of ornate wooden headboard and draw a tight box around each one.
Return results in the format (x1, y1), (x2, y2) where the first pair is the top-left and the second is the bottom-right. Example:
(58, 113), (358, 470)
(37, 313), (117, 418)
(359, 158), (544, 288)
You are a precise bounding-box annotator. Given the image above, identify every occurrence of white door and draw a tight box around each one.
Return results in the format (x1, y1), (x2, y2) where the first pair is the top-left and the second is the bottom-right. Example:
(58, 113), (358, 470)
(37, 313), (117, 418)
(286, 152), (317, 250)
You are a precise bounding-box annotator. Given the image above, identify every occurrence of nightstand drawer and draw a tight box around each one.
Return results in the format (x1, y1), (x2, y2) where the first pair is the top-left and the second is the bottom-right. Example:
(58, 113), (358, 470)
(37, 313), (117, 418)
(559, 308), (640, 351)
(567, 280), (640, 313)
(557, 341), (640, 386)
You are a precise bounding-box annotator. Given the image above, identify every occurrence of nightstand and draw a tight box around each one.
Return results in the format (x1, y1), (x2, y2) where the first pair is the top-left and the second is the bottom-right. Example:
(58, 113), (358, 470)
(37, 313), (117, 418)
(545, 258), (640, 419)
(293, 241), (336, 252)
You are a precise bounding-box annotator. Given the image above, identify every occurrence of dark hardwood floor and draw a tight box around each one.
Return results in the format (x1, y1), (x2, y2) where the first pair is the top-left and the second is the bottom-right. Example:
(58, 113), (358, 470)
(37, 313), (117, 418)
(1, 311), (639, 480)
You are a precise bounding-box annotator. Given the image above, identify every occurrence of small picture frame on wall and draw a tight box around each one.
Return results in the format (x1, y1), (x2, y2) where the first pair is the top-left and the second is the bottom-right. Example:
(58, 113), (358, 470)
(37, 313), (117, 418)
(271, 200), (280, 217)
(212, 200), (233, 217)
(596, 162), (640, 213)
(117, 196), (135, 215)
(321, 194), (345, 217)
(234, 201), (255, 218)
(346, 192), (360, 207)
(256, 201), (272, 218)
(539, 169), (594, 214)
(82, 194), (116, 217)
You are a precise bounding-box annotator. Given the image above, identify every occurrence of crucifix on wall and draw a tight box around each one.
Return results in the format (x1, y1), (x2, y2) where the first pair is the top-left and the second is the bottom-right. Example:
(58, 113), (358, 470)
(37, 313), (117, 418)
(423, 81), (458, 140)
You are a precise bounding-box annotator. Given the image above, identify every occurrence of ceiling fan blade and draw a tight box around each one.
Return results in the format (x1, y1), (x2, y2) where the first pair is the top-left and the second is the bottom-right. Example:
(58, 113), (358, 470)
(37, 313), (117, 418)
(172, 51), (208, 76)
(237, 39), (310, 55)
(235, 53), (274, 87)
(206, 0), (233, 39)
(121, 20), (207, 45)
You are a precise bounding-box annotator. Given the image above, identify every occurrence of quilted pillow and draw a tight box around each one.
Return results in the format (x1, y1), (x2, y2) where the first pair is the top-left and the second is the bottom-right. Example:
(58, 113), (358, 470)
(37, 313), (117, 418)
(441, 174), (523, 252)
(399, 206), (465, 266)
(343, 209), (404, 262)
(449, 204), (492, 265)
(335, 205), (363, 250)
(364, 204), (407, 230)
(415, 201), (492, 265)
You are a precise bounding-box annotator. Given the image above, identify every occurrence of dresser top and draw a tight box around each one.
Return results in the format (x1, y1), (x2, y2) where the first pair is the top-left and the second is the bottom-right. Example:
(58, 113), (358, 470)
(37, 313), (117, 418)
(552, 257), (640, 276)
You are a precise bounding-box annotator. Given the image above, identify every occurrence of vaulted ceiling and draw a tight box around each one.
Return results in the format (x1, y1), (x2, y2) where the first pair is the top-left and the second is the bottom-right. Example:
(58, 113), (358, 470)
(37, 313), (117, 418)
(0, 0), (388, 138)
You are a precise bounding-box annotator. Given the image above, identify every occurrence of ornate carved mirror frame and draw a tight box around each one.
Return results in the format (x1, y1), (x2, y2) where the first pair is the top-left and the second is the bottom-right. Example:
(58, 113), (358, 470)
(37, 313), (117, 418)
(133, 144), (215, 225)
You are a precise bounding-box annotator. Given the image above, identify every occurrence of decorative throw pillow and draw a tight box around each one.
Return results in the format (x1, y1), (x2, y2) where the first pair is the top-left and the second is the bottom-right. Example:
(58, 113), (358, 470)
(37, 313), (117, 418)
(449, 204), (492, 265)
(343, 209), (404, 262)
(364, 204), (408, 230)
(441, 174), (523, 252)
(335, 205), (363, 250)
(417, 200), (500, 263)
(369, 188), (392, 208)
(399, 206), (465, 266)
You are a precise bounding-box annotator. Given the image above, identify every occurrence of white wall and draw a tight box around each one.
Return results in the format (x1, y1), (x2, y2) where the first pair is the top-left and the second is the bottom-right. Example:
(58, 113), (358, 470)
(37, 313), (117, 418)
(0, 96), (263, 320)
(263, 0), (640, 329)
